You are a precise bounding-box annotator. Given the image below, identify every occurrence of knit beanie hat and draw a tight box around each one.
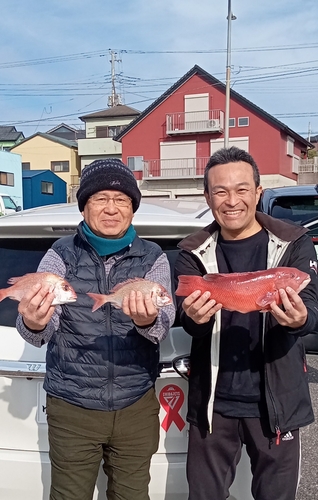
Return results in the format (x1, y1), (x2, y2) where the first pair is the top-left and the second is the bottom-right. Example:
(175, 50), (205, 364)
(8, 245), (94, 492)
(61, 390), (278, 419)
(76, 158), (141, 212)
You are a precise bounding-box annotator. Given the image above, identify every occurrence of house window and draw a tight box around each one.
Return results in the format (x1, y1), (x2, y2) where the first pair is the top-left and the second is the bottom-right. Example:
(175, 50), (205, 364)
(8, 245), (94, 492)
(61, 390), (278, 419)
(96, 126), (108, 138)
(0, 171), (14, 186)
(22, 162), (30, 170)
(41, 181), (53, 194)
(127, 156), (144, 171)
(96, 125), (125, 138)
(108, 126), (125, 138)
(287, 136), (294, 157)
(51, 161), (69, 172)
(229, 118), (235, 128)
(292, 155), (299, 174)
(238, 117), (249, 127)
(210, 137), (249, 155)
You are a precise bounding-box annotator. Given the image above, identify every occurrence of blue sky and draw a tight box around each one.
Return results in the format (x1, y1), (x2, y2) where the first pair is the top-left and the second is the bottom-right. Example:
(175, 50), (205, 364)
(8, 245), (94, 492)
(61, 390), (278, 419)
(1, 0), (318, 138)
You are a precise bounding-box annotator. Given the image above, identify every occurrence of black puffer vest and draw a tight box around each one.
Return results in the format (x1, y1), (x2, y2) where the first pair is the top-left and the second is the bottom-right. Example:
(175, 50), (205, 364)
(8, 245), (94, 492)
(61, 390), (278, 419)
(43, 224), (162, 411)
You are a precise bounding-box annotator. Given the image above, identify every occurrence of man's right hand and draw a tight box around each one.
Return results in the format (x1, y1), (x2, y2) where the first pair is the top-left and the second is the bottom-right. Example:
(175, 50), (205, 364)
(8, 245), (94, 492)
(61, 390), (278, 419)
(182, 290), (222, 324)
(18, 283), (56, 331)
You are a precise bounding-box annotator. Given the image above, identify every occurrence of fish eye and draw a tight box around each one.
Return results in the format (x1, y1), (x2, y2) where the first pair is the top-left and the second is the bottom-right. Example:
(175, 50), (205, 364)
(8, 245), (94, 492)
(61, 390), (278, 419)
(62, 284), (70, 291)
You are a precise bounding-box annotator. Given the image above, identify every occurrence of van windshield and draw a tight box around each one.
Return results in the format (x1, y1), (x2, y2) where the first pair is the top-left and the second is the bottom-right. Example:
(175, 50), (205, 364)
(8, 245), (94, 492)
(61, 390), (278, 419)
(2, 196), (17, 210)
(271, 195), (318, 224)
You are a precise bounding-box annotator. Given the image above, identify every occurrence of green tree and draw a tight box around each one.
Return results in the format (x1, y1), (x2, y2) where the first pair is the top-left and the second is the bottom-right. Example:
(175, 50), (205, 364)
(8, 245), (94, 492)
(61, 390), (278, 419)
(308, 148), (318, 159)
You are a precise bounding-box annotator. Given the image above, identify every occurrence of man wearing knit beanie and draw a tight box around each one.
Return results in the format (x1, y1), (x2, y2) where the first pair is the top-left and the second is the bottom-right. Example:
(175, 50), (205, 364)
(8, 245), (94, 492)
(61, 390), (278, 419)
(77, 158), (141, 213)
(16, 157), (175, 499)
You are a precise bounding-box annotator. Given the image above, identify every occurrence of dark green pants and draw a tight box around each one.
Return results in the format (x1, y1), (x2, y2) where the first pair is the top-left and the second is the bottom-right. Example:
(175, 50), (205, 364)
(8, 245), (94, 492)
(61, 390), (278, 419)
(46, 388), (160, 500)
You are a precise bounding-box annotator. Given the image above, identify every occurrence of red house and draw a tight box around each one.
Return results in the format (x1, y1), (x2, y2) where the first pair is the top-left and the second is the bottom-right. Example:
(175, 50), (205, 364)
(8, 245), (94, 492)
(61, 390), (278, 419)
(116, 65), (311, 198)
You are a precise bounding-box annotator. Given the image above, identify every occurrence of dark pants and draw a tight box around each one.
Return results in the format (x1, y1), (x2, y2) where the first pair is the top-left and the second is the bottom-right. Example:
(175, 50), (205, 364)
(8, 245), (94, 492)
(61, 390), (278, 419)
(46, 388), (160, 500)
(187, 413), (300, 500)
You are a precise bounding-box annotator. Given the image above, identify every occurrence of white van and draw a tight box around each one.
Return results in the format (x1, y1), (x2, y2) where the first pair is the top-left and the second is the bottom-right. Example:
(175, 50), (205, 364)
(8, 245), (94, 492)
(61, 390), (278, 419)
(0, 201), (252, 500)
(0, 193), (21, 215)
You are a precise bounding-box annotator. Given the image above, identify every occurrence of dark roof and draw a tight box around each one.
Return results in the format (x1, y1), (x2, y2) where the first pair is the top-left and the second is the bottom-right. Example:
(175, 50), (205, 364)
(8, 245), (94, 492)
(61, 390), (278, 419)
(0, 125), (24, 141)
(22, 170), (67, 183)
(11, 132), (78, 149)
(46, 123), (78, 133)
(22, 170), (50, 178)
(46, 123), (85, 140)
(79, 104), (140, 121)
(115, 65), (312, 148)
(310, 135), (318, 143)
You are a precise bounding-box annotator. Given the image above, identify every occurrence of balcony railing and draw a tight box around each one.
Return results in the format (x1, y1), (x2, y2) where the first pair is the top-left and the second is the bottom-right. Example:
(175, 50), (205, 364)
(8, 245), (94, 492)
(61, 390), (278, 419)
(143, 157), (210, 179)
(166, 110), (224, 135)
(299, 158), (318, 173)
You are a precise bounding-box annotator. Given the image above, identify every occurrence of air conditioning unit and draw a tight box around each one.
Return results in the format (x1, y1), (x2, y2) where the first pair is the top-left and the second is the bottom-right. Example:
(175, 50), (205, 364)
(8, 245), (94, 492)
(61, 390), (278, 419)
(207, 119), (220, 129)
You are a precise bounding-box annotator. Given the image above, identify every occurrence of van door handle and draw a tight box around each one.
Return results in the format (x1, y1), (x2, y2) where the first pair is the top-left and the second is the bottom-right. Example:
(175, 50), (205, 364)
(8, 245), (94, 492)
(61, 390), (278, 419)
(0, 361), (46, 379)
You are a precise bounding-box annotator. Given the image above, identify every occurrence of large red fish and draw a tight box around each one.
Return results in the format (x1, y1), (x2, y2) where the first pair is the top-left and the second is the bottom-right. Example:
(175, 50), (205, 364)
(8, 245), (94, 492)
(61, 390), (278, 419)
(175, 267), (310, 314)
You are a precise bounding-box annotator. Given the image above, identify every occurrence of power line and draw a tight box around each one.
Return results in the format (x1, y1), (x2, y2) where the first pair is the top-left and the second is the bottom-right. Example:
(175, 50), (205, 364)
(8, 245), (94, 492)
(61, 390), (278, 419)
(1, 43), (318, 70)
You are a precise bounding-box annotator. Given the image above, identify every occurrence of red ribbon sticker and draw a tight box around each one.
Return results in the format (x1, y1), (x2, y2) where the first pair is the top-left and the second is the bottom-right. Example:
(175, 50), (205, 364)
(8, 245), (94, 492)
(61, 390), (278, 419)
(159, 384), (185, 432)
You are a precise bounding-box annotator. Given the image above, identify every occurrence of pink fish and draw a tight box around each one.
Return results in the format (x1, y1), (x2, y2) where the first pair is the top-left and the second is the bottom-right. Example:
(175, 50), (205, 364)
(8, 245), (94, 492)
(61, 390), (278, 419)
(0, 272), (77, 305)
(87, 278), (173, 312)
(175, 267), (310, 314)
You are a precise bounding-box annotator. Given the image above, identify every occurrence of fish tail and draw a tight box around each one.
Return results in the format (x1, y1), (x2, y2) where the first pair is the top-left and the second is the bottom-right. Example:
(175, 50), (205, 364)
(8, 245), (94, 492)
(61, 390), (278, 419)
(0, 289), (8, 303)
(175, 275), (199, 297)
(87, 293), (109, 312)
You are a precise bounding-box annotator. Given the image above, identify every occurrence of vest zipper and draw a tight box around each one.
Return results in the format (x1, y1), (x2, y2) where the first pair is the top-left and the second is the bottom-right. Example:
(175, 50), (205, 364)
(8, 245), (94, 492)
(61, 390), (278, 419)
(98, 252), (114, 411)
(263, 313), (281, 446)
(275, 426), (281, 446)
(264, 362), (281, 446)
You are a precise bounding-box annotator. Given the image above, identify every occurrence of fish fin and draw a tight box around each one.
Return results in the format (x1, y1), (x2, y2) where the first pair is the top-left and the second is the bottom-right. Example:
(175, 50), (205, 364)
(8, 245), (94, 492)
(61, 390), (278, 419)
(0, 289), (8, 302)
(256, 291), (278, 308)
(7, 273), (39, 285)
(175, 275), (200, 296)
(87, 292), (109, 312)
(7, 276), (24, 284)
(203, 273), (226, 281)
(111, 278), (147, 293)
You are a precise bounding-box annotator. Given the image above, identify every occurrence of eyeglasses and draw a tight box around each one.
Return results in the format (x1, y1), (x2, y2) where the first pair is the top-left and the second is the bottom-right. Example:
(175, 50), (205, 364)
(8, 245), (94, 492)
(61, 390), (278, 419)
(88, 194), (132, 208)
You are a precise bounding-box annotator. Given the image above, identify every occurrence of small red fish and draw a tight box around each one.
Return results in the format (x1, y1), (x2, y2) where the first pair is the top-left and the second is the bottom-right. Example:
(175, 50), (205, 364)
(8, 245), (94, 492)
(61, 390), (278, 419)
(0, 272), (77, 305)
(87, 278), (173, 312)
(175, 267), (310, 314)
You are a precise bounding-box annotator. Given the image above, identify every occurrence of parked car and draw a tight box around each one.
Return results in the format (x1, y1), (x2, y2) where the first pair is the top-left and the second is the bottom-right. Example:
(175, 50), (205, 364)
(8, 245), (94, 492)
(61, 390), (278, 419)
(0, 193), (21, 216)
(258, 184), (318, 225)
(0, 201), (252, 500)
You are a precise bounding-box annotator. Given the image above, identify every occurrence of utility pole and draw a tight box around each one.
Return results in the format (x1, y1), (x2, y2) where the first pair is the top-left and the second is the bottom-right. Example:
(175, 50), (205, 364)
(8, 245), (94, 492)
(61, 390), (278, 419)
(224, 0), (236, 148)
(307, 121), (311, 142)
(108, 50), (122, 107)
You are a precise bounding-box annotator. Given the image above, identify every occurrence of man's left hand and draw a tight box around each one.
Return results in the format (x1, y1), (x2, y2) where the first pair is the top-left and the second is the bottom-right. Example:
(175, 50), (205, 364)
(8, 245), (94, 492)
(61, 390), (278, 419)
(270, 287), (308, 328)
(122, 290), (158, 327)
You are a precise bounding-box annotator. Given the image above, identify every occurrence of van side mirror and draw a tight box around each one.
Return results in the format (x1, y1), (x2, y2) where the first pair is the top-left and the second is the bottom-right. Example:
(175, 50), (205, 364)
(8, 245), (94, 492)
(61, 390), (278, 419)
(172, 355), (190, 381)
(16, 206), (22, 212)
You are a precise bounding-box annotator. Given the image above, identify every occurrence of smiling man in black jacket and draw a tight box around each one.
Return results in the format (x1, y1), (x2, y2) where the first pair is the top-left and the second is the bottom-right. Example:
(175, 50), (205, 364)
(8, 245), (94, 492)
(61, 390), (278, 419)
(174, 146), (318, 500)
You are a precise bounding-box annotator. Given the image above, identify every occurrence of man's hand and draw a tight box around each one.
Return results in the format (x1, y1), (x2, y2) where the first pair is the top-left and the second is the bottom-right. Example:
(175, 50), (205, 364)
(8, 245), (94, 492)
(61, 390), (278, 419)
(270, 286), (308, 328)
(122, 290), (159, 327)
(182, 290), (222, 324)
(18, 283), (56, 331)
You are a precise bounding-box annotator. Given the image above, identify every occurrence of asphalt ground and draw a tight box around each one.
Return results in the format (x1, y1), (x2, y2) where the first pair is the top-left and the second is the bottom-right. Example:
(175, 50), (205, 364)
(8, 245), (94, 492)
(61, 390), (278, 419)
(296, 354), (318, 500)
